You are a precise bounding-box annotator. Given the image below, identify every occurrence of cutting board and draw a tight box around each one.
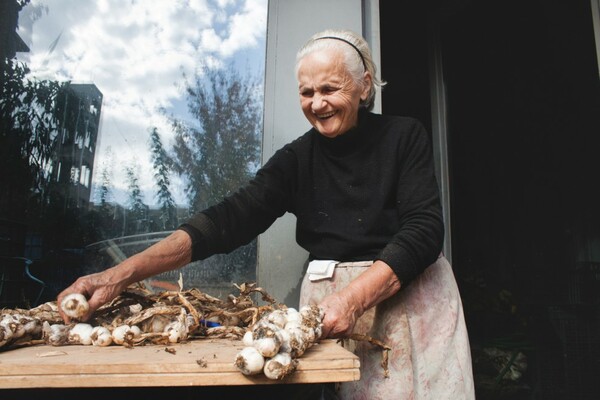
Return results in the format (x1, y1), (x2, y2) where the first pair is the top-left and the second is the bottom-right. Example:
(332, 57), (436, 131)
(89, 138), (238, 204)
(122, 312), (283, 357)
(0, 339), (359, 388)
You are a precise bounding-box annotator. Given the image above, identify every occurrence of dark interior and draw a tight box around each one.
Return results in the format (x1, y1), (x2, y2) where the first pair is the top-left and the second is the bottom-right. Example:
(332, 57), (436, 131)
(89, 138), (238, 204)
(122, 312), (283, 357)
(381, 0), (600, 398)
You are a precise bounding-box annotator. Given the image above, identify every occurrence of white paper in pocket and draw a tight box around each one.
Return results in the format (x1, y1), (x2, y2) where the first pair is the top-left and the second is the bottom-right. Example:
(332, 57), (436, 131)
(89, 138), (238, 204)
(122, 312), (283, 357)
(307, 260), (338, 281)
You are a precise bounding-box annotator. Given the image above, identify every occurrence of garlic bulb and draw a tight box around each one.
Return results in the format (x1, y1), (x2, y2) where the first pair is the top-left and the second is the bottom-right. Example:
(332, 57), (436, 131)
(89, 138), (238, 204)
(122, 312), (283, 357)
(60, 293), (89, 320)
(164, 320), (187, 343)
(266, 309), (287, 328)
(234, 346), (265, 375)
(234, 305), (324, 380)
(0, 323), (14, 347)
(129, 325), (142, 337)
(164, 309), (190, 343)
(252, 323), (282, 358)
(68, 323), (94, 345)
(90, 326), (113, 346)
(263, 352), (296, 380)
(286, 326), (309, 357)
(128, 303), (143, 314)
(111, 324), (141, 345)
(142, 314), (171, 333)
(22, 316), (42, 337)
(284, 308), (302, 325)
(42, 321), (69, 346)
(277, 327), (292, 354)
(5, 315), (26, 339)
(242, 330), (254, 347)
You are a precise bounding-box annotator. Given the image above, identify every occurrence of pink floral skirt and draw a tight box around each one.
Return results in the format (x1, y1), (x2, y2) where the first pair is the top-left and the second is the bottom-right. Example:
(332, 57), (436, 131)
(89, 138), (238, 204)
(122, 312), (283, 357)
(300, 255), (475, 400)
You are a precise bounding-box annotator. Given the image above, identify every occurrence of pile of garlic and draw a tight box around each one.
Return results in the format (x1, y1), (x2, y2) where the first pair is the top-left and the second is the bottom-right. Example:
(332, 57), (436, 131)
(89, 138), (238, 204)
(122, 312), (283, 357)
(1, 313), (43, 348)
(234, 304), (324, 380)
(1, 293), (204, 350)
(45, 293), (199, 347)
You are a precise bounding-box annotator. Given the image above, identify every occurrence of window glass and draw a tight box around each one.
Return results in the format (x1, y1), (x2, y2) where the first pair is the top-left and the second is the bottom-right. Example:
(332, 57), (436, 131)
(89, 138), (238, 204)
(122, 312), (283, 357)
(2, 0), (267, 305)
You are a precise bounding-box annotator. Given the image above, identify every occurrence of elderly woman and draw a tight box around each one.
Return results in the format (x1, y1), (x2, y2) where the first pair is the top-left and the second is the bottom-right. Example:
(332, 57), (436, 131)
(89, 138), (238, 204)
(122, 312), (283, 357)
(58, 29), (474, 399)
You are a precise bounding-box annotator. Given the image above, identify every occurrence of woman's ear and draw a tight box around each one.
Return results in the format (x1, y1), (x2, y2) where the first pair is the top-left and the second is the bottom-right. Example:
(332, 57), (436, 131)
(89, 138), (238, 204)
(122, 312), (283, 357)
(360, 71), (372, 101)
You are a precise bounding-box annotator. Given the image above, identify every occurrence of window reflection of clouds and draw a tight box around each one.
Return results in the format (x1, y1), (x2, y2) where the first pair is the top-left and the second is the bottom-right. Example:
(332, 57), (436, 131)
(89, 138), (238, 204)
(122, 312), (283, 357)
(18, 0), (267, 207)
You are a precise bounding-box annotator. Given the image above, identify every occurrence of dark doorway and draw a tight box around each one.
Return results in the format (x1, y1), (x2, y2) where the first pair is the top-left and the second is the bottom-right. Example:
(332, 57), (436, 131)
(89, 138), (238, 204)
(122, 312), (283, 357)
(381, 1), (600, 399)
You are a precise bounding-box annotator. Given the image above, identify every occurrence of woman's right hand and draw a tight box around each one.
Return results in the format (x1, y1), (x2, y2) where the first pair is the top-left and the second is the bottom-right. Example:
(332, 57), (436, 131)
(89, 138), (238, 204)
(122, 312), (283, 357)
(56, 230), (194, 323)
(56, 265), (130, 323)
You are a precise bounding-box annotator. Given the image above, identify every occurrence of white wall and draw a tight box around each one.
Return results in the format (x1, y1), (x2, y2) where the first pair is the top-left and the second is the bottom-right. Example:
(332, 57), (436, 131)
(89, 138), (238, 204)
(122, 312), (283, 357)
(258, 0), (378, 306)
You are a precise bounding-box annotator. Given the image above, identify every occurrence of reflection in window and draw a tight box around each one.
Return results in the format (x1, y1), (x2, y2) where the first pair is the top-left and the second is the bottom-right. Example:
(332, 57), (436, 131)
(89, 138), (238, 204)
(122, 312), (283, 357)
(1, 0), (267, 302)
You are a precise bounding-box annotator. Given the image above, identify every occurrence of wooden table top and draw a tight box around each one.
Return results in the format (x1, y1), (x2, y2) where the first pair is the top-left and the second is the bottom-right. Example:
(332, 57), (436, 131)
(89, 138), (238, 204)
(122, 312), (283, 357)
(0, 339), (360, 388)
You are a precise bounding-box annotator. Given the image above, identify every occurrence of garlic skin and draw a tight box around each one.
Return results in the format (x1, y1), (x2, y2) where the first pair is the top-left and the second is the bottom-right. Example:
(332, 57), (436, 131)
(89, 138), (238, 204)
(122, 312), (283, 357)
(164, 320), (187, 343)
(90, 326), (113, 346)
(42, 321), (69, 346)
(284, 308), (302, 325)
(0, 324), (14, 347)
(128, 304), (143, 314)
(252, 323), (282, 358)
(143, 314), (170, 333)
(263, 352), (296, 380)
(253, 336), (280, 358)
(278, 327), (292, 354)
(284, 320), (301, 331)
(242, 330), (254, 347)
(129, 325), (142, 337)
(22, 317), (42, 337)
(234, 346), (265, 375)
(60, 293), (90, 320)
(234, 304), (324, 379)
(68, 323), (94, 345)
(266, 309), (287, 329)
(164, 309), (190, 343)
(5, 315), (26, 339)
(287, 327), (308, 357)
(111, 324), (140, 345)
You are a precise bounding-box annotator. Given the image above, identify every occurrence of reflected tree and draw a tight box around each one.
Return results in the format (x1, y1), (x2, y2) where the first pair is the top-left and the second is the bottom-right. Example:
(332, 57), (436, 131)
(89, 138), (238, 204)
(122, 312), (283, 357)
(167, 65), (263, 285)
(0, 57), (65, 220)
(149, 127), (178, 230)
(125, 164), (148, 235)
(170, 66), (262, 213)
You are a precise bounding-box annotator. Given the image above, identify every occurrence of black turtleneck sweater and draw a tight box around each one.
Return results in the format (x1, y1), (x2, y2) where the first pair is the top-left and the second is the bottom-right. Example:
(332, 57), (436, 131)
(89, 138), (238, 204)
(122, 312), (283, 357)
(179, 110), (444, 286)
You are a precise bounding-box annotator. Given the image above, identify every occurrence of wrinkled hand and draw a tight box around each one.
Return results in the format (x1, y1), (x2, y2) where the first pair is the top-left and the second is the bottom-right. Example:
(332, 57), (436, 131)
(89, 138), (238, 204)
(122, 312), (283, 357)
(57, 267), (128, 323)
(318, 289), (364, 339)
(317, 261), (402, 339)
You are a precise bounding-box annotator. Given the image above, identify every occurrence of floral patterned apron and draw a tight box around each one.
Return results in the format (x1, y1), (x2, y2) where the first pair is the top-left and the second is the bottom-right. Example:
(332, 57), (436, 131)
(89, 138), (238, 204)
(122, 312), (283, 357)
(300, 255), (475, 400)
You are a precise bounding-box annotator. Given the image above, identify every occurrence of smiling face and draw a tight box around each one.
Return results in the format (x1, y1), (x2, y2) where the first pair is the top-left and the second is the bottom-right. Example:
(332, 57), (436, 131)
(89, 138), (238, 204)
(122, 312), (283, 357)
(297, 49), (371, 138)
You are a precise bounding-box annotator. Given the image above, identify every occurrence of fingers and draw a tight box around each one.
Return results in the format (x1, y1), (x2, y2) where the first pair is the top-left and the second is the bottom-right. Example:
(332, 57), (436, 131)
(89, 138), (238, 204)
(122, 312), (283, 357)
(318, 293), (358, 339)
(56, 277), (97, 323)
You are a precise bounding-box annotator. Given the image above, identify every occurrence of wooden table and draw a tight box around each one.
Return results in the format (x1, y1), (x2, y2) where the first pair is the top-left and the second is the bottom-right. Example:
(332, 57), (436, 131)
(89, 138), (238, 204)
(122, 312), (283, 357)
(0, 339), (360, 389)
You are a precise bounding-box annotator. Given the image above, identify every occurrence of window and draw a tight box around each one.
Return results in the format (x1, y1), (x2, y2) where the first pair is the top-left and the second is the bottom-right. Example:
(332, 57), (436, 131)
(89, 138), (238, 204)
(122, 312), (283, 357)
(2, 0), (268, 301)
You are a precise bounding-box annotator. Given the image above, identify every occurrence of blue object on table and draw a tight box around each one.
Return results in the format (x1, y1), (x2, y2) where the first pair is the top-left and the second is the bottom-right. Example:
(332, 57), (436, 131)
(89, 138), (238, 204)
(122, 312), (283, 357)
(200, 319), (221, 327)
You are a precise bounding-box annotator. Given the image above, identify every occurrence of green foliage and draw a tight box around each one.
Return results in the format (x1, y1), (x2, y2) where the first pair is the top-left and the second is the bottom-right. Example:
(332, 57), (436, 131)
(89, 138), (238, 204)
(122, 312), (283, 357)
(170, 66), (262, 213)
(125, 164), (148, 235)
(0, 57), (65, 219)
(149, 127), (178, 230)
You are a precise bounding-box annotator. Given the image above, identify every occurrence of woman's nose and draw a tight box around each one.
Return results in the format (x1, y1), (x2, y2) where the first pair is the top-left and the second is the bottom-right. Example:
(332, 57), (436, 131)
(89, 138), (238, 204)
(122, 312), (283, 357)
(311, 93), (326, 111)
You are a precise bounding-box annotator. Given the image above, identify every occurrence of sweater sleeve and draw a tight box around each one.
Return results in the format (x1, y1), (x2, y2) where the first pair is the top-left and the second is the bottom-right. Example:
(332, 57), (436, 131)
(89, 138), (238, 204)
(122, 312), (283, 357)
(178, 145), (298, 262)
(375, 119), (444, 285)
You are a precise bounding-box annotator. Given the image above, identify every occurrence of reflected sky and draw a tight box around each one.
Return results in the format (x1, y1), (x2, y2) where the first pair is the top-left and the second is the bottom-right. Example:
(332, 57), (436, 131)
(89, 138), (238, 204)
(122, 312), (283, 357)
(16, 0), (267, 207)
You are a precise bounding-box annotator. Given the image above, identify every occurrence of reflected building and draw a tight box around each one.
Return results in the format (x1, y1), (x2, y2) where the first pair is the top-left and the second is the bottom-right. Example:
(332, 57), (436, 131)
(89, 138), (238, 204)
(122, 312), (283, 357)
(0, 0), (29, 61)
(50, 83), (103, 210)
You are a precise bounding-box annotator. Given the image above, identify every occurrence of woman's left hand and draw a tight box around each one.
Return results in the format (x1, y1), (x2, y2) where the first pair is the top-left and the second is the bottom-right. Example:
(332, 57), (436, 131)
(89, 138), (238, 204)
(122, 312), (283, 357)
(318, 289), (364, 338)
(317, 260), (402, 339)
